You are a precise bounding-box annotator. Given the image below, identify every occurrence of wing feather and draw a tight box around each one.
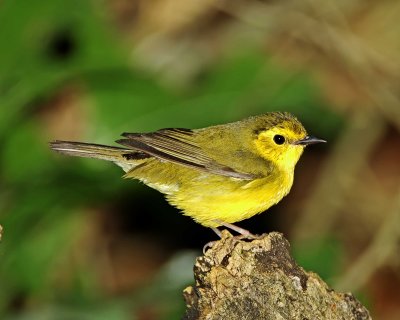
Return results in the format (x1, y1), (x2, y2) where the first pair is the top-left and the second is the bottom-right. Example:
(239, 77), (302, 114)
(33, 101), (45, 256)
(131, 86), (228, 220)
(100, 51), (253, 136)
(116, 128), (255, 180)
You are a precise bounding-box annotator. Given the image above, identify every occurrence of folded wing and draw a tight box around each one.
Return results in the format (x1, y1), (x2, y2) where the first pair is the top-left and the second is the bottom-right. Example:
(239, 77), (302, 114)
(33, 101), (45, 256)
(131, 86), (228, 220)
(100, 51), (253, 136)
(116, 128), (255, 180)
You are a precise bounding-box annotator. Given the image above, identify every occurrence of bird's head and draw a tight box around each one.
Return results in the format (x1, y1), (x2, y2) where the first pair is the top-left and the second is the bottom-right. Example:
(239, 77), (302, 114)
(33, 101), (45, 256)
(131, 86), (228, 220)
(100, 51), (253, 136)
(252, 112), (325, 172)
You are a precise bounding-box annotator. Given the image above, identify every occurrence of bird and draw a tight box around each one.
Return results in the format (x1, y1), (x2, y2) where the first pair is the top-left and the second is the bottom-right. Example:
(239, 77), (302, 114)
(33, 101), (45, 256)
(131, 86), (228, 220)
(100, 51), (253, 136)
(50, 112), (325, 238)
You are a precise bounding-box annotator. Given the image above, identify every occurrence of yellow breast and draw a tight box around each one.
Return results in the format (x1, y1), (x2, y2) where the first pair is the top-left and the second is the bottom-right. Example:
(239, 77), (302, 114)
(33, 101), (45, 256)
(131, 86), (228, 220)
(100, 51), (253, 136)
(128, 159), (294, 228)
(167, 169), (294, 227)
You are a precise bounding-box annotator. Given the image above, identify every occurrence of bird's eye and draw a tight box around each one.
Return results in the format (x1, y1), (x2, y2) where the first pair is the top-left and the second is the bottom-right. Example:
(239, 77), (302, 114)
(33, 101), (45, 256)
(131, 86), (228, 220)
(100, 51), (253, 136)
(273, 134), (285, 145)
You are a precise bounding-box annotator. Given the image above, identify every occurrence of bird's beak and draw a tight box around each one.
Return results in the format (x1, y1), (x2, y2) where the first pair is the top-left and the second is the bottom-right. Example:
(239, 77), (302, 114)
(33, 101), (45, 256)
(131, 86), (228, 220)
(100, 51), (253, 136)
(293, 135), (326, 146)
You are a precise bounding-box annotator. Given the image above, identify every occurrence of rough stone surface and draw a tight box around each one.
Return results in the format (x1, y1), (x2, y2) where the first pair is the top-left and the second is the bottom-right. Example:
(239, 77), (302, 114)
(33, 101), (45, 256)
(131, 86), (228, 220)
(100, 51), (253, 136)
(183, 231), (371, 320)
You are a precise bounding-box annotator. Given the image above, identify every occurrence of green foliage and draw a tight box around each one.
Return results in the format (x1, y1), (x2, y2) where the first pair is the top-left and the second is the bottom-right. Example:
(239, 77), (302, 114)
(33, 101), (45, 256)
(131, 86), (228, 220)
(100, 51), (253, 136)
(2, 121), (51, 183)
(292, 236), (344, 284)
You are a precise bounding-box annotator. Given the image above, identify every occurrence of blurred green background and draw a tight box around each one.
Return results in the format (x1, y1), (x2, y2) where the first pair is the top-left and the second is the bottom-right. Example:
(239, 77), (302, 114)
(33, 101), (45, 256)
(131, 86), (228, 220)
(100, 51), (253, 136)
(1, 0), (400, 319)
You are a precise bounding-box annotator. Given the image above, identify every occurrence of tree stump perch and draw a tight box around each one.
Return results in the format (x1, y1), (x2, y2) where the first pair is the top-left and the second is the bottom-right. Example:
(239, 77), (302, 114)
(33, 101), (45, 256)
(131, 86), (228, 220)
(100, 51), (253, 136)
(183, 231), (371, 320)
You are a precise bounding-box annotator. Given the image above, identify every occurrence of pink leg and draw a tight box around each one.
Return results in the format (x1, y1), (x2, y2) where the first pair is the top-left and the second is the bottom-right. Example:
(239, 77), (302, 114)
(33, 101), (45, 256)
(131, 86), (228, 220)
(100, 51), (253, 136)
(211, 227), (222, 238)
(214, 220), (257, 238)
(203, 227), (222, 254)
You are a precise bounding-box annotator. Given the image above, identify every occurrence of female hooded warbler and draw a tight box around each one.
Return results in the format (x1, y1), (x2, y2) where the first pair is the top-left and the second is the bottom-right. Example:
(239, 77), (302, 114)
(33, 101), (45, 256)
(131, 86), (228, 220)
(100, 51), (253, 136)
(50, 112), (325, 237)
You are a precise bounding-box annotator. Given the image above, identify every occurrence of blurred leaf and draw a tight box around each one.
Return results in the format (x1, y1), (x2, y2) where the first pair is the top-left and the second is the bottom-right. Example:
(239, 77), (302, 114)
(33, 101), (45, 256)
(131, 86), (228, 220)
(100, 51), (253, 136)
(85, 70), (180, 137)
(0, 208), (87, 314)
(199, 52), (267, 93)
(292, 236), (343, 284)
(126, 251), (197, 320)
(3, 210), (80, 291)
(4, 304), (130, 320)
(2, 121), (51, 184)
(0, 0), (125, 134)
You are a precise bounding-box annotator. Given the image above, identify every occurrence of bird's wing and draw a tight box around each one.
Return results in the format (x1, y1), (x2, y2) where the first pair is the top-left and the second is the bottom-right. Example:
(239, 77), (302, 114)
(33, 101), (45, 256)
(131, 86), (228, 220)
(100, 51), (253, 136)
(116, 128), (255, 180)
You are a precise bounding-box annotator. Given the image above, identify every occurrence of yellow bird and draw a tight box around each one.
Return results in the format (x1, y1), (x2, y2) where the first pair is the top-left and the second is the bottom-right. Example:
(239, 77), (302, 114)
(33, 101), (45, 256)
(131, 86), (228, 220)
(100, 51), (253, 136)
(50, 112), (325, 237)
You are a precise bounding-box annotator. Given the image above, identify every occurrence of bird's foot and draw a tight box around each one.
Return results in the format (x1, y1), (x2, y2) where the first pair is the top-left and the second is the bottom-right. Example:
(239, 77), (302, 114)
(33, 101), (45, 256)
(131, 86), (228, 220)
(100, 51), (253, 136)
(203, 227), (221, 254)
(214, 220), (258, 239)
(203, 222), (259, 254)
(203, 240), (217, 254)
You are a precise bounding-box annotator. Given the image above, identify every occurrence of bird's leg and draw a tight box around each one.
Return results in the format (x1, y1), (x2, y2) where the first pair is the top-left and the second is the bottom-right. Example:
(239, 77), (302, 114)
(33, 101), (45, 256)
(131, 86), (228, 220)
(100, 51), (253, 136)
(203, 227), (222, 254)
(215, 220), (258, 239)
(203, 223), (259, 254)
(211, 227), (222, 238)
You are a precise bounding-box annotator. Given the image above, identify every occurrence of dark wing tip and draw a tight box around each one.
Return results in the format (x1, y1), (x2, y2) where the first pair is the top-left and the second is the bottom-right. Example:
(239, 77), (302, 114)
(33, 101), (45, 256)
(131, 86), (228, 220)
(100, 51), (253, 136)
(121, 132), (141, 138)
(115, 139), (133, 147)
(122, 152), (151, 160)
(116, 138), (129, 146)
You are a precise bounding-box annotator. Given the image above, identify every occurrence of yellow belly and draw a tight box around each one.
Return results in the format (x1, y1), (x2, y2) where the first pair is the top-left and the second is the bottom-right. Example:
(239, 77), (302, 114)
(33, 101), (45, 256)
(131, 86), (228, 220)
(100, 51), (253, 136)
(127, 160), (294, 228)
(168, 175), (293, 227)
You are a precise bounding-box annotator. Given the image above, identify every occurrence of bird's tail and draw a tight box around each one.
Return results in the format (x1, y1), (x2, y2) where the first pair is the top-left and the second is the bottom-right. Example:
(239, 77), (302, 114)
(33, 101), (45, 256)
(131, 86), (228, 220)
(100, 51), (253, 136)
(49, 140), (149, 172)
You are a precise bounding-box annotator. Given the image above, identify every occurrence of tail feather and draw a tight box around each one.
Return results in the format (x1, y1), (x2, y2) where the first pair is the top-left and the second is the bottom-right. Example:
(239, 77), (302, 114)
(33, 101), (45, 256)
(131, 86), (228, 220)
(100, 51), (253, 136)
(49, 140), (149, 172)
